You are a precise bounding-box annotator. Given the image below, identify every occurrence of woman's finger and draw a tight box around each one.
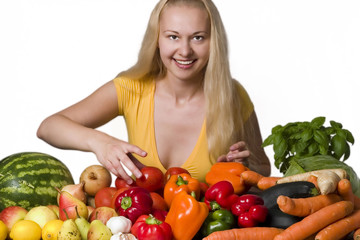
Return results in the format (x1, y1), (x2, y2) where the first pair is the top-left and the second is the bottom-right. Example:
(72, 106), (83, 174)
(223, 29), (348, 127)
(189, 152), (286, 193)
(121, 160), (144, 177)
(229, 141), (247, 151)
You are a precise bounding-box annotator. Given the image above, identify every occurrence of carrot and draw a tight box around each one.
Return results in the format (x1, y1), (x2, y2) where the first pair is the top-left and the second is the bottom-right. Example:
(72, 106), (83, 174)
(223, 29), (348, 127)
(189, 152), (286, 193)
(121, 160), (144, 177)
(337, 178), (360, 209)
(273, 201), (354, 240)
(257, 176), (281, 190)
(202, 227), (284, 240)
(241, 170), (264, 187)
(353, 227), (360, 240)
(277, 193), (342, 217)
(315, 209), (360, 240)
(307, 175), (319, 191)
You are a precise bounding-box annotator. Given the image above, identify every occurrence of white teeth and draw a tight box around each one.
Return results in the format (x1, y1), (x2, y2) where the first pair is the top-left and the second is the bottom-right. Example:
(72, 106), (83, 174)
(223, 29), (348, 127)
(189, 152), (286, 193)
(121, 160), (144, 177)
(176, 59), (194, 65)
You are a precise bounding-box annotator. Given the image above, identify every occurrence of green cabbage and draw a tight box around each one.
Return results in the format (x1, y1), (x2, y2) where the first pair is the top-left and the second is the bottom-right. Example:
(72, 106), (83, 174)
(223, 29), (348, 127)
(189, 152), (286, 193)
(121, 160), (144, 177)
(284, 155), (360, 197)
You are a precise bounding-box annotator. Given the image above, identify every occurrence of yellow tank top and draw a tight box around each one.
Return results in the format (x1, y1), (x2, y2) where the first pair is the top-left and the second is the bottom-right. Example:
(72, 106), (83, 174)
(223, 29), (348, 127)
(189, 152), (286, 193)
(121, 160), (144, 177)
(113, 76), (254, 182)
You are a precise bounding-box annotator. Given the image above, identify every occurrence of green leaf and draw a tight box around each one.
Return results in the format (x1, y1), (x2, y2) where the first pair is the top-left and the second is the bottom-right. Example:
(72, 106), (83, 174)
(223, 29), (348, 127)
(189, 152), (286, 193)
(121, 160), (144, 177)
(300, 128), (313, 142)
(310, 116), (326, 129)
(262, 134), (274, 147)
(295, 141), (308, 156)
(273, 134), (288, 157)
(330, 120), (343, 129)
(284, 159), (306, 177)
(313, 129), (329, 147)
(307, 141), (319, 156)
(343, 143), (350, 161)
(271, 125), (283, 134)
(331, 134), (347, 160)
(337, 129), (347, 139)
(344, 129), (355, 144)
(319, 145), (329, 155)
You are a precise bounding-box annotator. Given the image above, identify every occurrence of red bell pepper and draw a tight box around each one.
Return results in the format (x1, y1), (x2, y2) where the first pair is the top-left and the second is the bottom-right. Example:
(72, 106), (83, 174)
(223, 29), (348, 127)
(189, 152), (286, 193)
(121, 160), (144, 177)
(151, 208), (168, 222)
(114, 187), (153, 223)
(231, 194), (268, 227)
(204, 180), (239, 210)
(131, 214), (173, 240)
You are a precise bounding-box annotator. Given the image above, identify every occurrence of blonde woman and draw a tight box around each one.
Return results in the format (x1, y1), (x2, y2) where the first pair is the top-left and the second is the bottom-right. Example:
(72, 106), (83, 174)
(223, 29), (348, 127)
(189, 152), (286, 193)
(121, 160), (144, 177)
(37, 0), (270, 184)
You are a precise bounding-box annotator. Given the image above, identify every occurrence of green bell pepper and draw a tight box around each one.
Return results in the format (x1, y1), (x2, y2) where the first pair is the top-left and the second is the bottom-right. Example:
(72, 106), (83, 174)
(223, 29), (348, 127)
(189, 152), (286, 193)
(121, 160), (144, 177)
(201, 208), (235, 236)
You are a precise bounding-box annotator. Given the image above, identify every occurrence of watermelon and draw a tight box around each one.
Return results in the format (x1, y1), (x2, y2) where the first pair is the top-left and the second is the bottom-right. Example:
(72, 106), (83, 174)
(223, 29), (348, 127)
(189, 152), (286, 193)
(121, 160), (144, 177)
(0, 152), (74, 211)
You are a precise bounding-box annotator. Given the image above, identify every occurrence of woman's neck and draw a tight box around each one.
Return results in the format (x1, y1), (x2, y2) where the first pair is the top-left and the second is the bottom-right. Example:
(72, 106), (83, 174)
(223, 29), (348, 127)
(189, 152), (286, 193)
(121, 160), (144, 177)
(156, 75), (204, 105)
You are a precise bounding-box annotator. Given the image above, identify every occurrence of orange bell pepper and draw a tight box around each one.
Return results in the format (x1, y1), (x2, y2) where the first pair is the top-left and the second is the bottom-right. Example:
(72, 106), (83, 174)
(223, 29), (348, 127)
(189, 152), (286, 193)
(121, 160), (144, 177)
(205, 162), (249, 195)
(165, 191), (209, 240)
(163, 173), (200, 207)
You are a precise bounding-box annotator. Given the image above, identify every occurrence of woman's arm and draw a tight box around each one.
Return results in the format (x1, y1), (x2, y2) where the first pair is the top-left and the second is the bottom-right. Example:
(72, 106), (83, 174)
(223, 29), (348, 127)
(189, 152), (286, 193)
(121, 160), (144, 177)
(37, 80), (144, 183)
(217, 111), (271, 176)
(243, 111), (271, 176)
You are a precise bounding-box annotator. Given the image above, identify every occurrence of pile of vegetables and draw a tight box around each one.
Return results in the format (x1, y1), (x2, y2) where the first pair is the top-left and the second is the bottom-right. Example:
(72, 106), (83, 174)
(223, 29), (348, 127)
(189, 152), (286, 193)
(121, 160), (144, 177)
(2, 117), (359, 239)
(262, 116), (360, 197)
(262, 116), (354, 173)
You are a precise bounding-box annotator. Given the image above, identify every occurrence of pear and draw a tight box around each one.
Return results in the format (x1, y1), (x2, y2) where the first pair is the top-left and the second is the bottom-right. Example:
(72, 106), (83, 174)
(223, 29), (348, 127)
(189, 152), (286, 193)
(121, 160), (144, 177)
(57, 187), (88, 221)
(87, 219), (112, 240)
(58, 218), (81, 240)
(75, 206), (90, 240)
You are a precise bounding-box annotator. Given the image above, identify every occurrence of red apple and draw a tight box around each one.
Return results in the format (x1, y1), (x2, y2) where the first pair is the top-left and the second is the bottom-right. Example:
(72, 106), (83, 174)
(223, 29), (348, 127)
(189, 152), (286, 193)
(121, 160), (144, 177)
(0, 206), (28, 231)
(88, 206), (118, 225)
(87, 205), (95, 218)
(47, 205), (60, 218)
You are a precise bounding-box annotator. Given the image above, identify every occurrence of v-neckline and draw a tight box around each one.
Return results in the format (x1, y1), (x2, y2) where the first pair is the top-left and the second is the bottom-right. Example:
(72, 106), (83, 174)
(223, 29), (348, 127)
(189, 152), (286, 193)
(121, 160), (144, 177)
(149, 80), (206, 171)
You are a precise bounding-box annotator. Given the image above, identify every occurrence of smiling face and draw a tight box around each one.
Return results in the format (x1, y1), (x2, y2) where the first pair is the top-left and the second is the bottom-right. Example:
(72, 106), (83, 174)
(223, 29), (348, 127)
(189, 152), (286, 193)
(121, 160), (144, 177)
(158, 4), (210, 83)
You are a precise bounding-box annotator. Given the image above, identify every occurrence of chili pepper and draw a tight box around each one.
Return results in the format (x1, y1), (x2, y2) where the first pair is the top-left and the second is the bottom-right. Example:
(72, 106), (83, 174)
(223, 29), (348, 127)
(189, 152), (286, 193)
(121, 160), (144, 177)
(205, 162), (249, 194)
(204, 180), (239, 211)
(163, 173), (201, 207)
(201, 208), (235, 236)
(231, 194), (268, 228)
(165, 191), (209, 240)
(131, 214), (172, 240)
(114, 187), (153, 223)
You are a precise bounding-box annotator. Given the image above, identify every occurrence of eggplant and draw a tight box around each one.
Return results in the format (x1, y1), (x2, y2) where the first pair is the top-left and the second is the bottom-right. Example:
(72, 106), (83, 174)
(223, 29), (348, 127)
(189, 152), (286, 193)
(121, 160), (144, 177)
(258, 181), (319, 209)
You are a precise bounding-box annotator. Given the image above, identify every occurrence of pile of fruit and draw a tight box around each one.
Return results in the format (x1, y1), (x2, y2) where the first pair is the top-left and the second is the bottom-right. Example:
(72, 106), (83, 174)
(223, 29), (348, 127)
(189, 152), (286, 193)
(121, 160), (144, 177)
(1, 152), (360, 240)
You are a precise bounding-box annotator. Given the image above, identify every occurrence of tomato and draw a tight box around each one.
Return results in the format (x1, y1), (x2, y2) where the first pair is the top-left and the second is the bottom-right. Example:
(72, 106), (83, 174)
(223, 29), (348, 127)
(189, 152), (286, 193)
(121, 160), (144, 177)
(110, 187), (129, 209)
(135, 166), (165, 192)
(164, 167), (190, 182)
(199, 181), (209, 199)
(94, 187), (117, 208)
(115, 176), (136, 189)
(150, 192), (168, 211)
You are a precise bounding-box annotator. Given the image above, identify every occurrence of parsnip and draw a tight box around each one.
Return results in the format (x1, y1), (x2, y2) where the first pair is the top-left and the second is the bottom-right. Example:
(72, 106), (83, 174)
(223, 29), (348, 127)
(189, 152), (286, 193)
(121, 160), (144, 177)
(277, 168), (348, 195)
(277, 169), (348, 184)
(317, 171), (341, 194)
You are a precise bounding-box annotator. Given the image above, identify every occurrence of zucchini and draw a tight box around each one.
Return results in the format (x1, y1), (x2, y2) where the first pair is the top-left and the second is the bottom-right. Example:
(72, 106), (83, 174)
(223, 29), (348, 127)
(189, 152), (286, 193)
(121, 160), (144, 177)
(258, 181), (319, 209)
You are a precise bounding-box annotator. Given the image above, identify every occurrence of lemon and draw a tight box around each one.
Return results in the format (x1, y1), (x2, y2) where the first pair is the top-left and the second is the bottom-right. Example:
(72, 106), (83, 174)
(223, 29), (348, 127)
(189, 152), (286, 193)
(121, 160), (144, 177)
(9, 220), (42, 240)
(0, 220), (8, 240)
(42, 219), (63, 240)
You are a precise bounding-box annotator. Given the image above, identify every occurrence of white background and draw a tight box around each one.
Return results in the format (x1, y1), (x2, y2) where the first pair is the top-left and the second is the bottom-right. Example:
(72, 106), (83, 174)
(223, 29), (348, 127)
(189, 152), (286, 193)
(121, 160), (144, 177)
(1, 0), (359, 184)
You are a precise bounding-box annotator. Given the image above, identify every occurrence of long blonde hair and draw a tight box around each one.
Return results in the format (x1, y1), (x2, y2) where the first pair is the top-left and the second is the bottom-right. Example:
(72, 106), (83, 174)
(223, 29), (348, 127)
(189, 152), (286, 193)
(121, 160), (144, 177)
(118, 0), (244, 161)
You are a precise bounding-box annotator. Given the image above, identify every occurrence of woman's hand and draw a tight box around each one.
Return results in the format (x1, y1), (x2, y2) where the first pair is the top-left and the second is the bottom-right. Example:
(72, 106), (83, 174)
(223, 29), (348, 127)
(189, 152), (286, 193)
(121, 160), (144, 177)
(217, 141), (250, 167)
(94, 138), (147, 185)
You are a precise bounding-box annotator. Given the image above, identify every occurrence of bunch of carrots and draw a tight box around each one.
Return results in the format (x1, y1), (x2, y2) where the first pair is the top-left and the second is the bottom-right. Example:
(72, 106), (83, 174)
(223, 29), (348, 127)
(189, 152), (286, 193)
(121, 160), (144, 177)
(203, 170), (360, 240)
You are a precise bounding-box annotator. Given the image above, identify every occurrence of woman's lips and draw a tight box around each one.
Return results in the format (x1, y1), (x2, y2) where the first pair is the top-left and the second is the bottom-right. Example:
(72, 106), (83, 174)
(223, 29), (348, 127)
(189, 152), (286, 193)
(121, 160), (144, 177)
(174, 59), (197, 69)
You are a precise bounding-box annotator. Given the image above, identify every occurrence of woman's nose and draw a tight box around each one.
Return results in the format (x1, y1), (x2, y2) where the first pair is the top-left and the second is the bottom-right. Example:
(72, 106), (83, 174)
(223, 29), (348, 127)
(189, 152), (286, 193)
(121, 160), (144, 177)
(178, 40), (193, 57)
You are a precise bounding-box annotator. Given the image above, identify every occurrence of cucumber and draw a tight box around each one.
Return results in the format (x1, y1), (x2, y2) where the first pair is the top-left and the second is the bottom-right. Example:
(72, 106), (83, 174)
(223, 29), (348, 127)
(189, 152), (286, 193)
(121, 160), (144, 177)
(258, 181), (319, 210)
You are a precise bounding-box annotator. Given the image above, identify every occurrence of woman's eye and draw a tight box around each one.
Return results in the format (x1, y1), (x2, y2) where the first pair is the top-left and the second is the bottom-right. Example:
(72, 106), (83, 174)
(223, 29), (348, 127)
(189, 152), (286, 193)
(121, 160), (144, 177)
(169, 35), (178, 40)
(193, 36), (204, 41)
